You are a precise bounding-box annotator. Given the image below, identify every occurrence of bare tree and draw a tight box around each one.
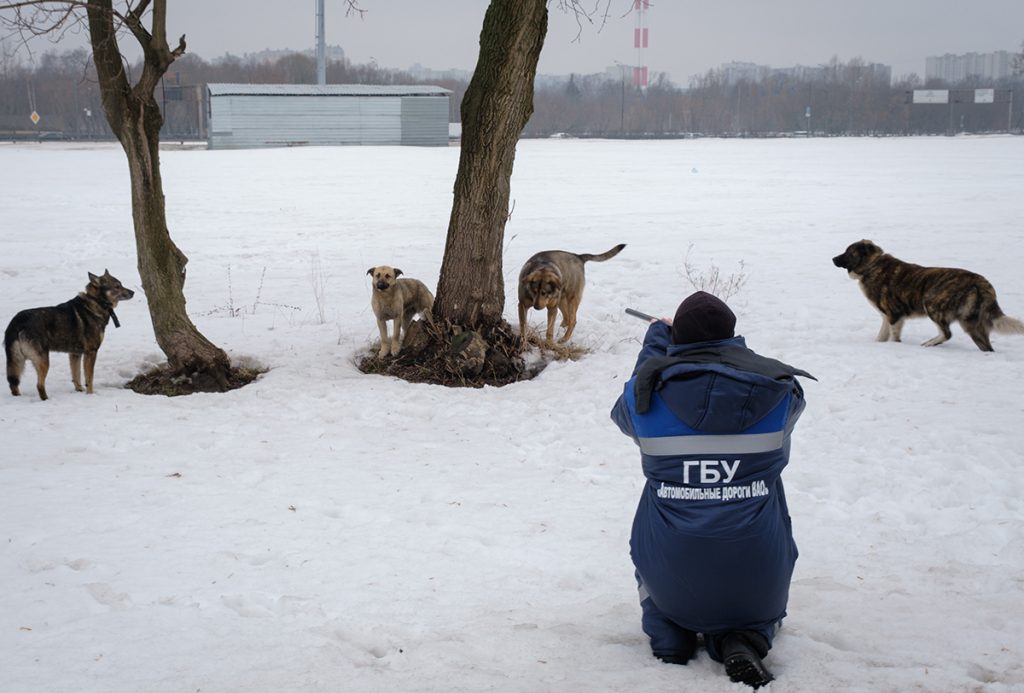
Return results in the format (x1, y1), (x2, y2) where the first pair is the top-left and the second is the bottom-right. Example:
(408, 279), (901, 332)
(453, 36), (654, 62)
(353, 0), (617, 384)
(432, 0), (549, 329)
(434, 1), (616, 327)
(1, 0), (234, 388)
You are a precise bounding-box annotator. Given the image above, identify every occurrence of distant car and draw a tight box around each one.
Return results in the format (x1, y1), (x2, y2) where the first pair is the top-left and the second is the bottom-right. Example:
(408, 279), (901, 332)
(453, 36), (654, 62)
(37, 131), (67, 141)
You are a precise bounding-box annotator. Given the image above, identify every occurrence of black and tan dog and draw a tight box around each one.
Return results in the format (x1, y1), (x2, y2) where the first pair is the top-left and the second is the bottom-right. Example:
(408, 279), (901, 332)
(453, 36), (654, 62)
(518, 243), (625, 344)
(833, 239), (1024, 351)
(5, 270), (134, 400)
(367, 265), (434, 358)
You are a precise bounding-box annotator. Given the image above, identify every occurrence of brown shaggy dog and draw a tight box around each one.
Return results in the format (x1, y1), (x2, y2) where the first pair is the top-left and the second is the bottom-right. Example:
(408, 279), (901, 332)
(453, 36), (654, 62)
(518, 243), (625, 344)
(832, 239), (1024, 351)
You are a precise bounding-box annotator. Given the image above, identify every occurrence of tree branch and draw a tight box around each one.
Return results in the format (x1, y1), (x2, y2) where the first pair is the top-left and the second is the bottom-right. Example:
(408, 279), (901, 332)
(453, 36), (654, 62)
(120, 0), (151, 49)
(342, 0), (365, 18)
(82, 0), (128, 135)
(120, 0), (183, 103)
(0, 0), (131, 54)
(148, 0), (165, 53)
(1, 0), (83, 8)
(554, 0), (614, 42)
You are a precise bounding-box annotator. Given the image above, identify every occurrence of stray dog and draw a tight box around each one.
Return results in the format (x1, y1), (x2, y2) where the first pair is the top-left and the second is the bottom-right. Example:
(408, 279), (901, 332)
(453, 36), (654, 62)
(5, 270), (135, 400)
(518, 243), (625, 343)
(832, 239), (1024, 351)
(367, 265), (434, 358)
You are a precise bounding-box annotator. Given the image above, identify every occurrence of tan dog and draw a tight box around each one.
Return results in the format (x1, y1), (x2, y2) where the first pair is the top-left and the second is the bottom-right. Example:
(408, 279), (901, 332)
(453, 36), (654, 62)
(518, 243), (625, 343)
(833, 239), (1024, 351)
(367, 265), (434, 358)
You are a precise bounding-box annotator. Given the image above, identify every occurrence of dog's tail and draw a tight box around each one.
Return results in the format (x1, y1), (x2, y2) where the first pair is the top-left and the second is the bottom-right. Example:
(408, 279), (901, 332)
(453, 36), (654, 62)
(578, 244), (626, 264)
(992, 314), (1024, 336)
(5, 325), (22, 394)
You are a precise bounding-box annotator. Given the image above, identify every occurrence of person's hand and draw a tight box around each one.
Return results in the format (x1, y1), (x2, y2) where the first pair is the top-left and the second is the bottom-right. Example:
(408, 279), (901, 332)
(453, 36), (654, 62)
(655, 317), (673, 325)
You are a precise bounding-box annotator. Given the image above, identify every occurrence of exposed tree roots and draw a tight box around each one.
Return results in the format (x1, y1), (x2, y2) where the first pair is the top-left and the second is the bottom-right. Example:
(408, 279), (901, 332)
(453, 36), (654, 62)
(357, 318), (589, 388)
(125, 363), (265, 396)
(357, 318), (531, 387)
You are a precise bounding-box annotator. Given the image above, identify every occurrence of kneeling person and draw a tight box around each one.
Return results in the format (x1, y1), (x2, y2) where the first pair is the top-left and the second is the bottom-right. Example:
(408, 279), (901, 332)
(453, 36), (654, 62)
(610, 292), (814, 688)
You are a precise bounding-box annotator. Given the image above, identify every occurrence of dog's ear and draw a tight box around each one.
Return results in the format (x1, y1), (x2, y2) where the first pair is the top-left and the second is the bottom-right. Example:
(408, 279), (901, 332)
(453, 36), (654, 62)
(394, 268), (403, 277)
(858, 240), (881, 259)
(103, 268), (111, 277)
(88, 272), (101, 285)
(366, 267), (375, 276)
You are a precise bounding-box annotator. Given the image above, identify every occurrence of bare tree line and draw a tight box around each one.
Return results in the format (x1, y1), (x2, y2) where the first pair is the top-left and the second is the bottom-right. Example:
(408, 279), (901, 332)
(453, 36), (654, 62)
(0, 46), (468, 138)
(525, 56), (1024, 137)
(3, 43), (1022, 141)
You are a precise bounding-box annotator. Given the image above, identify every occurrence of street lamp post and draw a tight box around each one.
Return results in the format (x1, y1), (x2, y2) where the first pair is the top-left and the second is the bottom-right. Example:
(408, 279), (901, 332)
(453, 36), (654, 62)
(614, 61), (626, 135)
(621, 73), (625, 133)
(1009, 89), (1014, 133)
(948, 91), (953, 135)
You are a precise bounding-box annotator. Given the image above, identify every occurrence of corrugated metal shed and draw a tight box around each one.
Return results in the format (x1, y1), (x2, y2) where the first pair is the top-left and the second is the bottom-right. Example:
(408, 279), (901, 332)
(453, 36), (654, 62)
(207, 83), (451, 149)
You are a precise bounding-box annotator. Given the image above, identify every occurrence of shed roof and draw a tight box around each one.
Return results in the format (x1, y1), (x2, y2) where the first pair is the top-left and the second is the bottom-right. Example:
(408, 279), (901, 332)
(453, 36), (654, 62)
(207, 83), (451, 97)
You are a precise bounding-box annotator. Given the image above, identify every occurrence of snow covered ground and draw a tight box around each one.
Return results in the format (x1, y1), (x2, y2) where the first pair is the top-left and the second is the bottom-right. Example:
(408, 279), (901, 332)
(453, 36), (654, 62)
(1, 135), (1023, 693)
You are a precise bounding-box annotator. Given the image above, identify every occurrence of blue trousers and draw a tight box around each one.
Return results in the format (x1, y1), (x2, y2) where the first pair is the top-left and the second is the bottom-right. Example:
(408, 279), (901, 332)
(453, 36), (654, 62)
(638, 576), (776, 662)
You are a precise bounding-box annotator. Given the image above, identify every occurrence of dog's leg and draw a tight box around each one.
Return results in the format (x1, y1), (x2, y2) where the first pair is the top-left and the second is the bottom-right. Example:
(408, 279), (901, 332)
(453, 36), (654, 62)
(69, 353), (84, 392)
(545, 306), (558, 343)
(83, 350), (97, 394)
(961, 321), (993, 352)
(558, 301), (579, 343)
(876, 317), (892, 341)
(400, 311), (416, 351)
(921, 317), (951, 347)
(558, 322), (576, 343)
(518, 302), (528, 340)
(390, 318), (401, 356)
(889, 317), (906, 342)
(376, 320), (391, 358)
(32, 350), (50, 400)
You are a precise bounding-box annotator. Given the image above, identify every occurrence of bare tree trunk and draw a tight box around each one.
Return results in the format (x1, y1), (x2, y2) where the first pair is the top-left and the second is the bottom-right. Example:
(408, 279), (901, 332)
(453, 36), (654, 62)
(433, 0), (548, 329)
(120, 112), (229, 375)
(87, 0), (229, 382)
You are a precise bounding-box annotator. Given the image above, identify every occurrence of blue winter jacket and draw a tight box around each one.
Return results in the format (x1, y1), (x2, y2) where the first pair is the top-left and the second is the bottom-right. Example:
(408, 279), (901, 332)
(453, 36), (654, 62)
(611, 321), (808, 634)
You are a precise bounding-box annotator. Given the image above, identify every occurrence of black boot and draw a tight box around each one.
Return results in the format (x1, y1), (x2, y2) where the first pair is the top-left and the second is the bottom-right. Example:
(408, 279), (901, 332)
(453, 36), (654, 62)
(653, 628), (698, 665)
(720, 632), (774, 689)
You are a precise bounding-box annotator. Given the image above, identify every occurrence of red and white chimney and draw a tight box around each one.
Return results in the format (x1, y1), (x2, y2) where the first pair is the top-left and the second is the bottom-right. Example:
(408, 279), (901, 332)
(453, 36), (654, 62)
(633, 0), (649, 88)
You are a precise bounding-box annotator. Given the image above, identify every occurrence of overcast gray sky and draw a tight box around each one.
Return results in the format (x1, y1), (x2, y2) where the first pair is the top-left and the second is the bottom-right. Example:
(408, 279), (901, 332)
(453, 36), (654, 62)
(17, 1), (1024, 82)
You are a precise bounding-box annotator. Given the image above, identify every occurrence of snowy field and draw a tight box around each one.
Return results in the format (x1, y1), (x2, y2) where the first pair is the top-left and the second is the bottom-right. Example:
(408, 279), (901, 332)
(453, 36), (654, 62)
(1, 135), (1023, 693)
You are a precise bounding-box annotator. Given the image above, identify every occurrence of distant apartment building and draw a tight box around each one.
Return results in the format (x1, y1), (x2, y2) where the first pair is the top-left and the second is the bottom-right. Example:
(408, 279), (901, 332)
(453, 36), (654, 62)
(407, 63), (473, 83)
(719, 61), (891, 86)
(925, 51), (1012, 82)
(720, 62), (771, 85)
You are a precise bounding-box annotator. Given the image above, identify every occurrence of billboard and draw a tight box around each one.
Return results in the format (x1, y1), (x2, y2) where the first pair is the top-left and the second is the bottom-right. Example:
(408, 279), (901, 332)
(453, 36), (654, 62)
(913, 89), (949, 104)
(974, 89), (995, 104)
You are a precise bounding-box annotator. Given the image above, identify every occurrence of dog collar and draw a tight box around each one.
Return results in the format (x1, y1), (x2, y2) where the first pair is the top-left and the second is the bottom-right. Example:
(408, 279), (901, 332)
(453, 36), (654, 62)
(96, 295), (120, 328)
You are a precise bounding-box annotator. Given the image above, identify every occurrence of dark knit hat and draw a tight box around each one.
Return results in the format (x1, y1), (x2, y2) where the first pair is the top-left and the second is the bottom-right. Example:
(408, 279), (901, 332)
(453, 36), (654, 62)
(671, 291), (737, 344)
